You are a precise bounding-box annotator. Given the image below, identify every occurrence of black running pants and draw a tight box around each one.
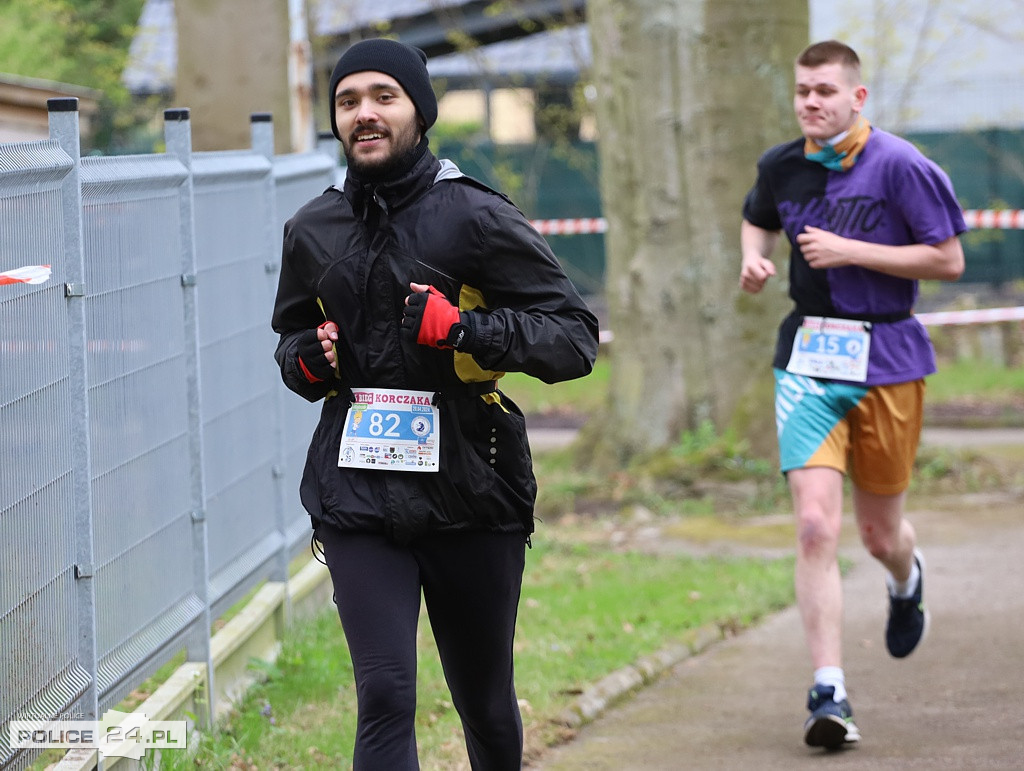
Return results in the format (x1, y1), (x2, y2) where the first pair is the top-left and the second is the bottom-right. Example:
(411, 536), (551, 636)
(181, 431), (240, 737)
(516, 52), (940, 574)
(318, 524), (526, 770)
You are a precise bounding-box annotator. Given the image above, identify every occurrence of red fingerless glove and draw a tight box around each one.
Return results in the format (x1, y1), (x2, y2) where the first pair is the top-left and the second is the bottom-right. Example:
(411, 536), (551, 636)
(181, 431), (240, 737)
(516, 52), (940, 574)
(402, 286), (461, 349)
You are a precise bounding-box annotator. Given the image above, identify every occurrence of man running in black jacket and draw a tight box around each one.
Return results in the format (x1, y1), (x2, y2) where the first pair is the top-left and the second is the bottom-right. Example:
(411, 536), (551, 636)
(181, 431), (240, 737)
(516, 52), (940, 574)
(271, 38), (599, 770)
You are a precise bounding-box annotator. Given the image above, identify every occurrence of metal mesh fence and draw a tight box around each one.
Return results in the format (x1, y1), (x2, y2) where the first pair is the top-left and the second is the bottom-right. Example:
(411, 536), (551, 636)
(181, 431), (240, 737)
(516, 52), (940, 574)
(271, 152), (333, 556)
(0, 105), (335, 769)
(192, 150), (283, 614)
(0, 139), (86, 771)
(80, 152), (199, 708)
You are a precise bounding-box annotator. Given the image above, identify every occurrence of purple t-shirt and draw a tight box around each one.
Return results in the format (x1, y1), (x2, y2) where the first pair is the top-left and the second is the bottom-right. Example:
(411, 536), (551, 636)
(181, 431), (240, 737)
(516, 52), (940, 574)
(743, 128), (967, 385)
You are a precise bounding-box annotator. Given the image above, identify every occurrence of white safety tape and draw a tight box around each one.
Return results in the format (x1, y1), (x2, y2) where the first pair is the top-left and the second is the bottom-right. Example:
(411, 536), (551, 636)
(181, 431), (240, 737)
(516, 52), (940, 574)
(529, 218), (607, 235)
(598, 307), (1024, 344)
(962, 209), (1024, 229)
(531, 210), (1024, 234)
(0, 264), (51, 285)
(916, 306), (1024, 326)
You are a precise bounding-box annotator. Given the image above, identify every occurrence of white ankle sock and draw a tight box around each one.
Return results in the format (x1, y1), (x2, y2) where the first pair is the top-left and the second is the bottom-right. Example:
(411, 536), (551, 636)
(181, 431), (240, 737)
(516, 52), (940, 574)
(888, 560), (921, 599)
(814, 666), (847, 702)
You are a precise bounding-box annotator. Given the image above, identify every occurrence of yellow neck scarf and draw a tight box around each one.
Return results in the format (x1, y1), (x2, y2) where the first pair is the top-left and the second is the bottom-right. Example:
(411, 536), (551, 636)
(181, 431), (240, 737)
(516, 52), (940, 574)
(804, 115), (871, 171)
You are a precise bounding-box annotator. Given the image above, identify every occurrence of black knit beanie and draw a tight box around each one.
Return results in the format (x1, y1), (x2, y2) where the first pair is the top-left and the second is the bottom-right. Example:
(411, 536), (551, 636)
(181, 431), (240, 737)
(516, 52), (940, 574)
(328, 38), (438, 141)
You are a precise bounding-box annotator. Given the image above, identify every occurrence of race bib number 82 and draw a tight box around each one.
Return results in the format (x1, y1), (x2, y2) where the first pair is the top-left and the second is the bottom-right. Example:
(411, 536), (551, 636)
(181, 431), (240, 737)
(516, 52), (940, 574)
(338, 388), (440, 472)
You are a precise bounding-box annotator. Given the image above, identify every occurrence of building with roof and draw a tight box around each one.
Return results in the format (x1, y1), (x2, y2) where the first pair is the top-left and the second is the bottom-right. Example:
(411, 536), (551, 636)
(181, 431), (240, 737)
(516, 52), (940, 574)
(122, 0), (1024, 285)
(0, 73), (100, 143)
(122, 0), (176, 99)
(125, 0), (589, 144)
(125, 0), (1024, 138)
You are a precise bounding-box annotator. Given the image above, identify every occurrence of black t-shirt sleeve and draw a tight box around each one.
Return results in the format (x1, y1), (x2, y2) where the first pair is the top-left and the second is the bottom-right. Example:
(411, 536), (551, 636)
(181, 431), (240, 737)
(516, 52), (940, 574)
(742, 153), (783, 231)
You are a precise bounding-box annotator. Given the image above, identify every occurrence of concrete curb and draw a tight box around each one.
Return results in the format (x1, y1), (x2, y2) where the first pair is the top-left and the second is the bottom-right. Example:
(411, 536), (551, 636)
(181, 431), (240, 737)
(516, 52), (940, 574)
(557, 624), (723, 728)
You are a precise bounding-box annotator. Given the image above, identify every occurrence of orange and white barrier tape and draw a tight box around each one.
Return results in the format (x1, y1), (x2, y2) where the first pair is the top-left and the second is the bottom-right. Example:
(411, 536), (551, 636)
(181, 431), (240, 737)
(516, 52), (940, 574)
(962, 209), (1024, 229)
(598, 307), (1024, 344)
(531, 210), (1024, 235)
(0, 264), (51, 285)
(916, 306), (1024, 326)
(529, 218), (607, 235)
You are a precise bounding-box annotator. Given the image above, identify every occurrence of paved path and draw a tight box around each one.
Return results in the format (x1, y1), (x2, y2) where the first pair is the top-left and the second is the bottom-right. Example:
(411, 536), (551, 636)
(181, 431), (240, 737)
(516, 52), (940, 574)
(921, 426), (1024, 447)
(526, 428), (1024, 770)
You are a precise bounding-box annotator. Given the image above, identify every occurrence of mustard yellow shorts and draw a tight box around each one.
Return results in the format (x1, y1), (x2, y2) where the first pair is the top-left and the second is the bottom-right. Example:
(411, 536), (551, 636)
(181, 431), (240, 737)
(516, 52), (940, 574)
(774, 369), (925, 495)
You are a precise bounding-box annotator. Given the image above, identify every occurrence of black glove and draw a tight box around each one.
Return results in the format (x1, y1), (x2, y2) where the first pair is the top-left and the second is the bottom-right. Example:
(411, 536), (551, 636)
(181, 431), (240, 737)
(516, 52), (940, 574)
(296, 328), (335, 382)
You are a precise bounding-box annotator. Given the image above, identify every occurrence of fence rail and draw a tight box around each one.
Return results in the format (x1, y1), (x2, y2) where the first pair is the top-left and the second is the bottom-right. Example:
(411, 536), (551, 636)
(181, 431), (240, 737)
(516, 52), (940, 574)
(0, 100), (335, 771)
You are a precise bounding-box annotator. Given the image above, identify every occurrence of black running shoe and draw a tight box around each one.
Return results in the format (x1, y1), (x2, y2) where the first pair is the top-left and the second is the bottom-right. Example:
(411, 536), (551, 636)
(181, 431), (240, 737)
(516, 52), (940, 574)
(804, 684), (861, 749)
(885, 548), (930, 658)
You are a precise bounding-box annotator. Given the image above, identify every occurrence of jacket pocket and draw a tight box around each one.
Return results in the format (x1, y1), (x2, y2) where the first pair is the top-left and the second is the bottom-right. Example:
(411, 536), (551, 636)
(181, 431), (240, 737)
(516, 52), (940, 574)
(300, 399), (346, 524)
(443, 394), (537, 530)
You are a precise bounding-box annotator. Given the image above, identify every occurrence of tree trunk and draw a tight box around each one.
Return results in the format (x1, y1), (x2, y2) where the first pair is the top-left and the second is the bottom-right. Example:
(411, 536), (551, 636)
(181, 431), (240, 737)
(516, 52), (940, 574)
(586, 0), (807, 464)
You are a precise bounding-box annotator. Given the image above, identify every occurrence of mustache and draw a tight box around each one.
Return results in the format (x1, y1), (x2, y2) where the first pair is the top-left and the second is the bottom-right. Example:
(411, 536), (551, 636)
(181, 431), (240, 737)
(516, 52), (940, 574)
(350, 123), (389, 141)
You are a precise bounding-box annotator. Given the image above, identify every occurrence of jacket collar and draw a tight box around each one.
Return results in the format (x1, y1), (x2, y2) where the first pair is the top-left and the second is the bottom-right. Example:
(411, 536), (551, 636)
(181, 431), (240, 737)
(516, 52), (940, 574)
(343, 138), (440, 218)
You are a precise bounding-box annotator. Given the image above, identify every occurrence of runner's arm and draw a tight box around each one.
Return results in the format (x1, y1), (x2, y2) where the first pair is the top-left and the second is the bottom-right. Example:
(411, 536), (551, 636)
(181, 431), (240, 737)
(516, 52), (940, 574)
(796, 227), (965, 281)
(740, 219), (780, 294)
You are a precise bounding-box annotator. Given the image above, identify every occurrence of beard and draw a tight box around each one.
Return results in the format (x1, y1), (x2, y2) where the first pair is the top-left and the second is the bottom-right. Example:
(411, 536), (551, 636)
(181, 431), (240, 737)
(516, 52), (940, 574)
(343, 120), (423, 181)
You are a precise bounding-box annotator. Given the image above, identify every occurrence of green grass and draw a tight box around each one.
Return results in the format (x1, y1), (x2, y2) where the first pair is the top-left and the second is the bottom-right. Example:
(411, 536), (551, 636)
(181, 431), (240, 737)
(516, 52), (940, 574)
(502, 354), (1024, 421)
(531, 419), (788, 522)
(499, 357), (610, 417)
(156, 541), (793, 770)
(926, 357), (1024, 403)
(145, 354), (1023, 769)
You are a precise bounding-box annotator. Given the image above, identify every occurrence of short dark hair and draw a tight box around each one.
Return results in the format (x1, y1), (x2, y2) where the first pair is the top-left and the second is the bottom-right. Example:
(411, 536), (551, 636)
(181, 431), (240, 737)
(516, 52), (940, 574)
(796, 40), (861, 74)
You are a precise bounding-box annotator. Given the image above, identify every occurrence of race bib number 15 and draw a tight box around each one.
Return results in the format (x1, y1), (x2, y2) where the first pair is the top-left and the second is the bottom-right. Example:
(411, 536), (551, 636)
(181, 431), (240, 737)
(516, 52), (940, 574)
(338, 388), (440, 472)
(786, 316), (871, 382)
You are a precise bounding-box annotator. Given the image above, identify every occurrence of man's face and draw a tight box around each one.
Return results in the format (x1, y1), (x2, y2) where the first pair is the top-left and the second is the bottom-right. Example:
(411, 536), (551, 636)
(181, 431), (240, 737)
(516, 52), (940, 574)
(793, 62), (867, 142)
(334, 70), (422, 177)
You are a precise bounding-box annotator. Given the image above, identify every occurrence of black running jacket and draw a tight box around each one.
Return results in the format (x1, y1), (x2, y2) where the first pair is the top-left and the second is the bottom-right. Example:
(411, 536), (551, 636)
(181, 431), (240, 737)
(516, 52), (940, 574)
(272, 149), (599, 543)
